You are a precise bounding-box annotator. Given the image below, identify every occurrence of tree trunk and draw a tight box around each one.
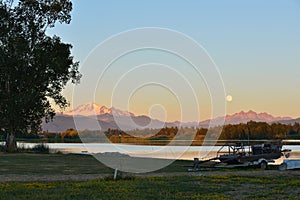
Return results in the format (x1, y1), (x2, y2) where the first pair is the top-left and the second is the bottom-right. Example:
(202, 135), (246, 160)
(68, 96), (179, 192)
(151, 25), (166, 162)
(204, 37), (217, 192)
(5, 77), (17, 152)
(6, 130), (17, 152)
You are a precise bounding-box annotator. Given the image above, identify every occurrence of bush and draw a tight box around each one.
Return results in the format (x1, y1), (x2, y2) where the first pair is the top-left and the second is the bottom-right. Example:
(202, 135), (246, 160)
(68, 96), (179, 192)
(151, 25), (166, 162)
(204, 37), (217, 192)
(32, 143), (50, 153)
(0, 144), (6, 152)
(0, 143), (50, 153)
(104, 171), (136, 181)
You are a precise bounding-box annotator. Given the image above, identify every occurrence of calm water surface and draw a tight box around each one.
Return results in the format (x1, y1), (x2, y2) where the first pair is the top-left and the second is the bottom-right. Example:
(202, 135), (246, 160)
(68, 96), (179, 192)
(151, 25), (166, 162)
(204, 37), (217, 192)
(16, 141), (300, 163)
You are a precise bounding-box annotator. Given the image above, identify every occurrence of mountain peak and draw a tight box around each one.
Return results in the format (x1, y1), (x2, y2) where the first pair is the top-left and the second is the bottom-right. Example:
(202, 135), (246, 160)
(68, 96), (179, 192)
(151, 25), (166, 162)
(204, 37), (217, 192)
(64, 103), (134, 117)
(64, 102), (103, 116)
(226, 110), (292, 123)
(247, 110), (256, 113)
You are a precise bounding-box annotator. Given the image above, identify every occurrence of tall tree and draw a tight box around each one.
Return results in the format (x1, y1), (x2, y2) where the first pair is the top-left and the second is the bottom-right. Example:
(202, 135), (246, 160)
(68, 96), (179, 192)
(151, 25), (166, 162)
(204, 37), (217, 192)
(0, 0), (81, 152)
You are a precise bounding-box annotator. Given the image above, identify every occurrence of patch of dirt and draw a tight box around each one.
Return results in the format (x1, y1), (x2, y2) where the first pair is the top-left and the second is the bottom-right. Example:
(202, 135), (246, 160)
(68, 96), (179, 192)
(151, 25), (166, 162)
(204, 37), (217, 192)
(0, 174), (107, 183)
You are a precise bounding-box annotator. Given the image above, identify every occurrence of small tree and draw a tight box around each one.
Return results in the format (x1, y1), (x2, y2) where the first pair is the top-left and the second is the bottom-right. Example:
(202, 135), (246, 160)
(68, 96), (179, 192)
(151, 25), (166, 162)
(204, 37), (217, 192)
(0, 0), (81, 152)
(61, 128), (78, 139)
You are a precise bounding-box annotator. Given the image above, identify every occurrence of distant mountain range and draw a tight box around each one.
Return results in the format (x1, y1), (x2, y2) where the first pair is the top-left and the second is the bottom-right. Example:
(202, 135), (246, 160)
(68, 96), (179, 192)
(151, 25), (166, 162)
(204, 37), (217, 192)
(41, 102), (298, 132)
(198, 110), (292, 127)
(42, 103), (178, 132)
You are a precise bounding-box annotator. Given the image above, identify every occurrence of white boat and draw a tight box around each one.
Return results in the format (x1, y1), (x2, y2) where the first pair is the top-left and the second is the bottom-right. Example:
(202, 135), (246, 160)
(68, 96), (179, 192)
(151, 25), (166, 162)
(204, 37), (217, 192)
(279, 159), (300, 170)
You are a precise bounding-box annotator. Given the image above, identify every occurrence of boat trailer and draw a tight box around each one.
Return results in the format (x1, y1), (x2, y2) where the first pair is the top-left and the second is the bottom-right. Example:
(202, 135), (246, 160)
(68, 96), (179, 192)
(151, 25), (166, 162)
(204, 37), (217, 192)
(190, 140), (291, 171)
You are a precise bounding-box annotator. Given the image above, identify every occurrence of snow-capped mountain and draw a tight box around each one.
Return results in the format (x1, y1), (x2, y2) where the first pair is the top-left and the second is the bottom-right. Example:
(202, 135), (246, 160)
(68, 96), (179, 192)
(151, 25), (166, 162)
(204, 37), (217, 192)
(197, 110), (292, 127)
(64, 102), (134, 117)
(225, 110), (291, 123)
(64, 102), (101, 116)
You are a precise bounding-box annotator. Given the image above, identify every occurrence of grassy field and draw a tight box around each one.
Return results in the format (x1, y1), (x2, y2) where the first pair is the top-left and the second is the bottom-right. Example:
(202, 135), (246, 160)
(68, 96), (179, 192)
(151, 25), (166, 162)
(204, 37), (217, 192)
(0, 153), (300, 199)
(0, 153), (191, 175)
(0, 153), (114, 175)
(1, 173), (300, 199)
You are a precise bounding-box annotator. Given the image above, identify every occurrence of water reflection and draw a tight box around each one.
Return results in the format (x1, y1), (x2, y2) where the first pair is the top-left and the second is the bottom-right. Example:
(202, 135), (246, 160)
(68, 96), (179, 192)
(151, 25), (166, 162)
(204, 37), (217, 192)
(15, 142), (300, 163)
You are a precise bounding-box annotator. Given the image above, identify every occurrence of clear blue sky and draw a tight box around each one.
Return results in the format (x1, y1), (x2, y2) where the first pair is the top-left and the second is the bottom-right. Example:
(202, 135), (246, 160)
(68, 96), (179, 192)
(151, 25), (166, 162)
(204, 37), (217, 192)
(48, 0), (300, 120)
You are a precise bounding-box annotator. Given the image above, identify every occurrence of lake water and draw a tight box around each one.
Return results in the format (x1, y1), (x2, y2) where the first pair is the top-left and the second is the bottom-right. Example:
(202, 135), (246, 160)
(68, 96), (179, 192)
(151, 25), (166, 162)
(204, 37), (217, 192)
(16, 142), (300, 164)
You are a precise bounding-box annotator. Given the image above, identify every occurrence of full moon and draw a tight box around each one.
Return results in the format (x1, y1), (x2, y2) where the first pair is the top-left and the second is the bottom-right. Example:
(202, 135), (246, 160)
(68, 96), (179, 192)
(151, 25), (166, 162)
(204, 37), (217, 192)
(226, 95), (233, 102)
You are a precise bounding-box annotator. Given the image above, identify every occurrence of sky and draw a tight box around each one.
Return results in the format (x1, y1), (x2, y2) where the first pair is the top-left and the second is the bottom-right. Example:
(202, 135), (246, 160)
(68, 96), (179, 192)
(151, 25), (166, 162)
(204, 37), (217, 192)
(48, 0), (300, 121)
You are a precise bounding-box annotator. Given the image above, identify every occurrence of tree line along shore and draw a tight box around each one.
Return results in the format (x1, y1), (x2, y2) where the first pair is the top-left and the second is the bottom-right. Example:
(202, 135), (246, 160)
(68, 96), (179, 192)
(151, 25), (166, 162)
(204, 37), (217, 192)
(1, 121), (299, 145)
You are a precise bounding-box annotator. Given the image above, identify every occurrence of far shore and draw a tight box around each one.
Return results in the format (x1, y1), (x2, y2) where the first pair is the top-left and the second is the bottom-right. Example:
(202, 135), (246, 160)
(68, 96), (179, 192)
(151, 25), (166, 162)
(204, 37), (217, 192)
(2, 139), (300, 146)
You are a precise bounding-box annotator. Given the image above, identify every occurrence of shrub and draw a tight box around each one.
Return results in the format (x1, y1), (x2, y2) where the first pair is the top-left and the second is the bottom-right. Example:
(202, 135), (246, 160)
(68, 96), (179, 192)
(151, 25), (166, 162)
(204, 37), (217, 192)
(0, 144), (6, 152)
(32, 143), (50, 153)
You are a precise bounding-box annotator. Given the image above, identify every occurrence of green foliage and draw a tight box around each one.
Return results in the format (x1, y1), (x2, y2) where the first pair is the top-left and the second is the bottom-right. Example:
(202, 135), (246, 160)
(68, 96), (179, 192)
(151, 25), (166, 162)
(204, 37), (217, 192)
(0, 143), (5, 151)
(16, 132), (39, 140)
(219, 121), (300, 140)
(102, 122), (300, 143)
(32, 143), (49, 153)
(3, 121), (299, 146)
(0, 0), (81, 151)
